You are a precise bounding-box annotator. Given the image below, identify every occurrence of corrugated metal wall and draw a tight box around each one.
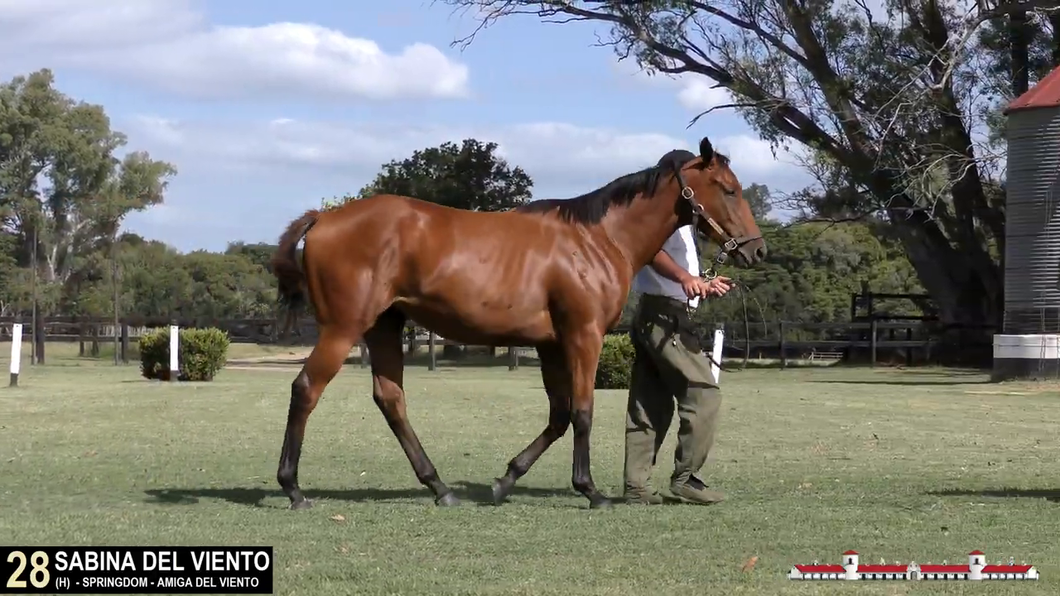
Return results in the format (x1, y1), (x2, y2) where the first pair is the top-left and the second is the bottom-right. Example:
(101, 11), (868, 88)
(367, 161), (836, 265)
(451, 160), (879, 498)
(1004, 106), (1060, 333)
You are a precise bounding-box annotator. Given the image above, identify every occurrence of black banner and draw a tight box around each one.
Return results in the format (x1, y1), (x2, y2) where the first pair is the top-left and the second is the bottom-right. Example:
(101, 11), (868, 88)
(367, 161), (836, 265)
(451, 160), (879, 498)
(0, 546), (273, 594)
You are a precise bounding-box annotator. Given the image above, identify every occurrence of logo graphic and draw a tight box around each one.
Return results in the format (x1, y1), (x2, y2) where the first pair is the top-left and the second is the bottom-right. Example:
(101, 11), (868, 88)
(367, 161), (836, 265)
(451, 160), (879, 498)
(788, 550), (1040, 581)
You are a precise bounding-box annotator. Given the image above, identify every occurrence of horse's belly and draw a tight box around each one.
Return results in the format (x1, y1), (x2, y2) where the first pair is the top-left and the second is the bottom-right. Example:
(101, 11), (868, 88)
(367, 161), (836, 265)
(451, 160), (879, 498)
(393, 297), (555, 346)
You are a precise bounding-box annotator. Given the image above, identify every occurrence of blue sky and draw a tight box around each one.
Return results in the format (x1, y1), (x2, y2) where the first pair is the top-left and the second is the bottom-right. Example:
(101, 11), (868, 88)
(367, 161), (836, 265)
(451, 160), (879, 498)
(0, 0), (811, 252)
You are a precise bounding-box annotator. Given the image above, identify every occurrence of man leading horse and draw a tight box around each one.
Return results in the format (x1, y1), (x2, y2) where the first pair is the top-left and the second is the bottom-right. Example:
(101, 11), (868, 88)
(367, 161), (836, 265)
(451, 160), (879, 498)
(624, 150), (736, 506)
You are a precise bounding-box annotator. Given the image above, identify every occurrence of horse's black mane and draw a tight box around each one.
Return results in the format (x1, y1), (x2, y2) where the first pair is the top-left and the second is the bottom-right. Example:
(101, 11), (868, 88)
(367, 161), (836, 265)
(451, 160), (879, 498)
(515, 148), (728, 225)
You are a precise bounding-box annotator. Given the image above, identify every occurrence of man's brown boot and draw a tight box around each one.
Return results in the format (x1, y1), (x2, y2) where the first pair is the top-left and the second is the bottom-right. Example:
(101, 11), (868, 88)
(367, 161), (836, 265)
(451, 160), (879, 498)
(624, 487), (665, 505)
(669, 474), (725, 505)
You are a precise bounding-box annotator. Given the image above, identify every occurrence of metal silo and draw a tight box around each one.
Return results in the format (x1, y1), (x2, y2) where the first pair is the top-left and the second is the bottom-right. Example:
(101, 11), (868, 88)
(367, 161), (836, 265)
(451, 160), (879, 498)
(994, 67), (1060, 380)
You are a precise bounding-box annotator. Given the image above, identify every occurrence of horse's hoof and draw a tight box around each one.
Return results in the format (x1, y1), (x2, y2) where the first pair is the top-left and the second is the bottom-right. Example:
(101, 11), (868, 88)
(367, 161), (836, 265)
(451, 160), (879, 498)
(289, 498), (313, 510)
(491, 477), (511, 505)
(435, 492), (461, 507)
(589, 495), (613, 510)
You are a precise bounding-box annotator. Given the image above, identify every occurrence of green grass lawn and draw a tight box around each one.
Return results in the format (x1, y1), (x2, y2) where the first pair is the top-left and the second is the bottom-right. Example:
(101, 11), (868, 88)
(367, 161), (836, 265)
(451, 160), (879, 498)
(1, 355), (1059, 595)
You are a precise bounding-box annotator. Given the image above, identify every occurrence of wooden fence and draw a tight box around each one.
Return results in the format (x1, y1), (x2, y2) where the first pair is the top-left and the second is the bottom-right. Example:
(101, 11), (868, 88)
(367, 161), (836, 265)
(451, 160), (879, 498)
(0, 315), (995, 369)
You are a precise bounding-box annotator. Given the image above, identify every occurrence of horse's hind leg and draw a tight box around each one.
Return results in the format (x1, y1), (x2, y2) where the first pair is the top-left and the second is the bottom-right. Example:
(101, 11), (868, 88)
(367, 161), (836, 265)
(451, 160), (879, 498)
(278, 324), (358, 509)
(366, 308), (459, 506)
(492, 343), (571, 504)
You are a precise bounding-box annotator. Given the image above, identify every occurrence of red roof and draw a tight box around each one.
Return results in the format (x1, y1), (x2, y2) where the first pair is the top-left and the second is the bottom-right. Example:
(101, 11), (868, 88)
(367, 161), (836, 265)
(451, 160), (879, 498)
(920, 565), (969, 574)
(982, 564), (1033, 574)
(968, 550), (984, 555)
(842, 550), (858, 555)
(1006, 67), (1060, 113)
(794, 564), (844, 573)
(858, 565), (908, 573)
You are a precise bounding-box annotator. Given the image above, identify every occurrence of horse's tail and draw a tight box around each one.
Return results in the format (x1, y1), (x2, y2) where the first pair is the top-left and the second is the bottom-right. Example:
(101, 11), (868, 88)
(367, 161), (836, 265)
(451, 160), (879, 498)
(271, 210), (320, 334)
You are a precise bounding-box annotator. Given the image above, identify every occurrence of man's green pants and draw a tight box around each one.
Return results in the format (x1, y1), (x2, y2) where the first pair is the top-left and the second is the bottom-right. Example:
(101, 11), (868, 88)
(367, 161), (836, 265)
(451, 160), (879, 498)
(623, 293), (723, 502)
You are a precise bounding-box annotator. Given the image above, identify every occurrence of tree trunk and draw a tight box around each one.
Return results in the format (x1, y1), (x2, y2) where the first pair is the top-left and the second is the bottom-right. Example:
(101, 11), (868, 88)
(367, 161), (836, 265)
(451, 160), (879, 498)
(1010, 11), (1031, 98)
(885, 206), (998, 366)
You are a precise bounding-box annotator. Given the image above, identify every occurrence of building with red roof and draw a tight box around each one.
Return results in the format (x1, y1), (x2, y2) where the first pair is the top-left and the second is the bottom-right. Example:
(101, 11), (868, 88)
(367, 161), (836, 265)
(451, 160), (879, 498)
(918, 564), (969, 580)
(788, 549), (1039, 581)
(790, 564), (844, 580)
(993, 64), (1060, 382)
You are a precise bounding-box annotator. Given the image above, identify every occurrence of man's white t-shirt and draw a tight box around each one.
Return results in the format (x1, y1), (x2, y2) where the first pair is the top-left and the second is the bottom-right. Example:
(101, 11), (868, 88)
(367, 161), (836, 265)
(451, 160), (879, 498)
(632, 225), (701, 309)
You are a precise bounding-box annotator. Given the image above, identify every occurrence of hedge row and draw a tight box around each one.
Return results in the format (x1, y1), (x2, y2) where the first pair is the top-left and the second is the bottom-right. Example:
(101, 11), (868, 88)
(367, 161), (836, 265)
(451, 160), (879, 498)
(139, 327), (230, 382)
(595, 334), (636, 389)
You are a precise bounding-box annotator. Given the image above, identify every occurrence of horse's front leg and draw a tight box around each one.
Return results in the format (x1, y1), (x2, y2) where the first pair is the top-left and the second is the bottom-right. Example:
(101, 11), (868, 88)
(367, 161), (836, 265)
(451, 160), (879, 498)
(563, 325), (612, 509)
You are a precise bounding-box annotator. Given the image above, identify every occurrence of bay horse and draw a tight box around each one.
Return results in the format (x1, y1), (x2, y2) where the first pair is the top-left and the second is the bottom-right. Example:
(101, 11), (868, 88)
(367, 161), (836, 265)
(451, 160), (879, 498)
(269, 136), (766, 510)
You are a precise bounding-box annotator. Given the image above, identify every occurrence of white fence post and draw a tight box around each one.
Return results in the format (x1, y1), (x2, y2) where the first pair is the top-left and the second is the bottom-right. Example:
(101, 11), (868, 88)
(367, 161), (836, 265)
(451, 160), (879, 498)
(169, 324), (179, 382)
(710, 325), (725, 384)
(9, 323), (23, 387)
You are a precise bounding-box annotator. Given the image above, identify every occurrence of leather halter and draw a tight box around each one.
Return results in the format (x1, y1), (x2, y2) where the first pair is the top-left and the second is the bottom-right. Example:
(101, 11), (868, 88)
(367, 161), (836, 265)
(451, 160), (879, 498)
(671, 165), (762, 283)
(666, 163), (764, 374)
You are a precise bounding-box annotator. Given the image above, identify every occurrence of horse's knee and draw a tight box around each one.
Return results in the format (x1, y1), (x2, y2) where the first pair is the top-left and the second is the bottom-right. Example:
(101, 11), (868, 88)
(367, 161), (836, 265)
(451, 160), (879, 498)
(548, 410), (571, 438)
(570, 408), (593, 436)
(372, 387), (401, 408)
(372, 382), (407, 420)
(290, 371), (309, 395)
(288, 372), (315, 411)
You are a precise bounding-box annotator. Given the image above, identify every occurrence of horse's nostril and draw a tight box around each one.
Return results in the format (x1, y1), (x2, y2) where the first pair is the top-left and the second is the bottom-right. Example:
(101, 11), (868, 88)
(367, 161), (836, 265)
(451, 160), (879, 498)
(754, 246), (767, 261)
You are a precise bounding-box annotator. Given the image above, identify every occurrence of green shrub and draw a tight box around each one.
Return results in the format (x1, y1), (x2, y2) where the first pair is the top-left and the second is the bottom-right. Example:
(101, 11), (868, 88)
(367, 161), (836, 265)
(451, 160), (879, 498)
(595, 334), (636, 389)
(139, 327), (230, 382)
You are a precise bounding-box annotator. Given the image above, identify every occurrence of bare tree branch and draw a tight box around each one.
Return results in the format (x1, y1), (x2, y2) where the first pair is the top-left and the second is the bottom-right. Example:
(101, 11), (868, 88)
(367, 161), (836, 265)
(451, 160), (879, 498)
(686, 102), (763, 127)
(930, 0), (1060, 91)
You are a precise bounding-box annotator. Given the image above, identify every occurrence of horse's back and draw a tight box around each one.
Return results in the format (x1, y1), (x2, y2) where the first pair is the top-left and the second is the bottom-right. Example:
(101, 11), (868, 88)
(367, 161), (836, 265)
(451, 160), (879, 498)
(319, 193), (563, 252)
(310, 193), (564, 285)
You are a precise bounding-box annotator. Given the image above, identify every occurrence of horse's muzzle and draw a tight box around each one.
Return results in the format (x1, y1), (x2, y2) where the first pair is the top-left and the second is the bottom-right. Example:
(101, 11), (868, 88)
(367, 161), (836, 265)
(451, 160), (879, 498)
(734, 238), (767, 266)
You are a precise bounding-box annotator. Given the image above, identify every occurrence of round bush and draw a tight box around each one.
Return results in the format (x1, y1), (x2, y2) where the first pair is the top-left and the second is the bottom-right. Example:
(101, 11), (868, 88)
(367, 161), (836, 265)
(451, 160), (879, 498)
(595, 334), (636, 389)
(139, 327), (230, 382)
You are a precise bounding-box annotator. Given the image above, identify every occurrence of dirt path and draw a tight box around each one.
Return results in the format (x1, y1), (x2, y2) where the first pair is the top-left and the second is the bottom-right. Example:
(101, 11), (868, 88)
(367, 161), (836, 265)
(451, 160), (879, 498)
(224, 365), (302, 372)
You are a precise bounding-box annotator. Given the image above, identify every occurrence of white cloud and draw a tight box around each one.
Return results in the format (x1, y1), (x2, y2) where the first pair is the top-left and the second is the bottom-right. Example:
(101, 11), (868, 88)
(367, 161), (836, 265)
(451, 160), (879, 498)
(711, 135), (805, 177)
(0, 0), (470, 101)
(677, 79), (732, 112)
(610, 62), (736, 116)
(126, 115), (807, 193)
(0, 0), (203, 49)
(117, 114), (813, 250)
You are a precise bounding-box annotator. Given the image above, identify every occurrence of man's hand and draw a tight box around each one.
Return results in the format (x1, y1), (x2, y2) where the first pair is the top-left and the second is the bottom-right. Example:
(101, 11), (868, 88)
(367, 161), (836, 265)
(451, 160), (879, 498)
(705, 275), (733, 297)
(679, 274), (733, 300)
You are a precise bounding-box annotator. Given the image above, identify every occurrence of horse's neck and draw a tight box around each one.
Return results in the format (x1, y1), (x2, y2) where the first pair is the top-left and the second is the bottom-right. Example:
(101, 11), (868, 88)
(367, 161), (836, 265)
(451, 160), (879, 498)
(602, 192), (684, 274)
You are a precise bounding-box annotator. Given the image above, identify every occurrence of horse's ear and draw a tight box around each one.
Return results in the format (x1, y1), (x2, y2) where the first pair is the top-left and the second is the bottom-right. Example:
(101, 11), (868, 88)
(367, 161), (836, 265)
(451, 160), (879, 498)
(699, 137), (714, 162)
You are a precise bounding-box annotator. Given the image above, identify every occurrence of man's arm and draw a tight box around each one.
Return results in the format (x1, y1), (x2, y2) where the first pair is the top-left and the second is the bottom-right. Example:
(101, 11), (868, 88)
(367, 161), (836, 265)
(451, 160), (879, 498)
(648, 248), (732, 299)
(649, 249), (694, 284)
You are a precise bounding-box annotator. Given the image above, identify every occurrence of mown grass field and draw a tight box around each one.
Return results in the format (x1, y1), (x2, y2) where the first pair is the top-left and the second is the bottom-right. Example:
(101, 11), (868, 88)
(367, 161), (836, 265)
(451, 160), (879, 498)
(1, 344), (1059, 595)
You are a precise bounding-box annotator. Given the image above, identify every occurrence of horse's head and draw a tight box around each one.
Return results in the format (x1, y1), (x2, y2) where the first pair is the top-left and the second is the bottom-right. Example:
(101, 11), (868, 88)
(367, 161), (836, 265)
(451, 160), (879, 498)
(661, 138), (766, 267)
